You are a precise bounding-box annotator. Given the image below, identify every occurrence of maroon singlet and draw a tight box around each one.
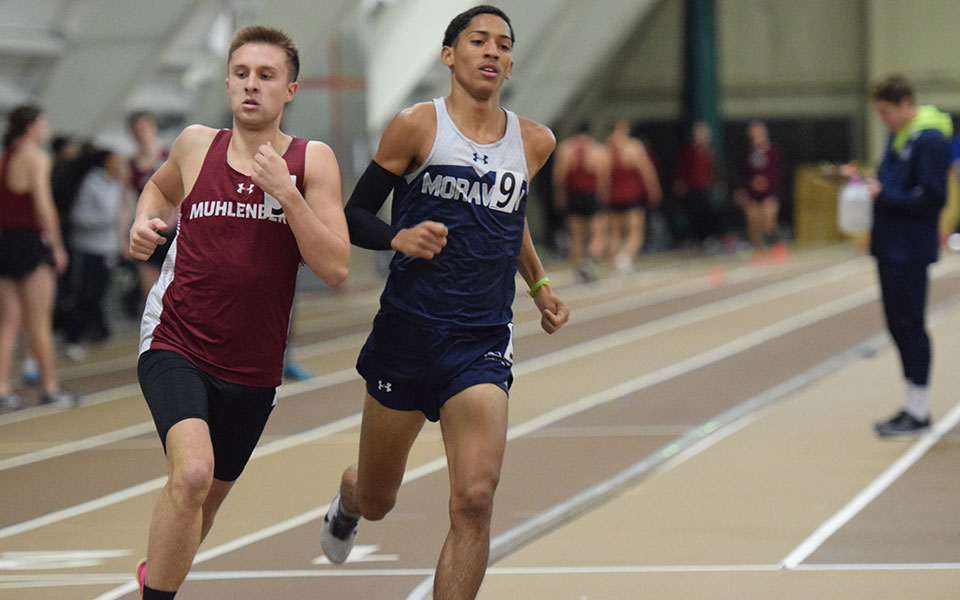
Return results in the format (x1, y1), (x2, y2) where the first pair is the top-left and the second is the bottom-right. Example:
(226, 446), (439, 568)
(139, 129), (307, 387)
(608, 144), (646, 207)
(0, 150), (41, 232)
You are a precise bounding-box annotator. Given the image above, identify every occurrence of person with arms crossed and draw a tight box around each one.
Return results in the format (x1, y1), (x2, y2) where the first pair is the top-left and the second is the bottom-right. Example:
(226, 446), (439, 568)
(129, 26), (349, 599)
(320, 5), (569, 599)
(864, 74), (951, 437)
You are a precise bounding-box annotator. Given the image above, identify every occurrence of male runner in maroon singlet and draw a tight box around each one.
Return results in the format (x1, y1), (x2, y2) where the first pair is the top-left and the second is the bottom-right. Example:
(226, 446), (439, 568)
(128, 26), (349, 599)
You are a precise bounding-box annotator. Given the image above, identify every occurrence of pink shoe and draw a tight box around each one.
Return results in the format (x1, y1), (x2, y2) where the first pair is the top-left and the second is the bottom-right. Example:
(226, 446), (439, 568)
(771, 241), (788, 263)
(136, 559), (146, 597)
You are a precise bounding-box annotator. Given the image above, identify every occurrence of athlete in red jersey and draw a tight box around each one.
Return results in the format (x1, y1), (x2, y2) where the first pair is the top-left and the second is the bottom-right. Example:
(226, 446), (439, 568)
(0, 105), (74, 410)
(128, 26), (349, 599)
(734, 120), (786, 260)
(605, 120), (661, 272)
(552, 124), (610, 280)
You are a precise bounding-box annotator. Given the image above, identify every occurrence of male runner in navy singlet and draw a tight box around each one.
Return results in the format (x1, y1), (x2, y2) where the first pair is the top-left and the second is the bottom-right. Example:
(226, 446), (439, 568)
(321, 5), (569, 598)
(128, 26), (349, 599)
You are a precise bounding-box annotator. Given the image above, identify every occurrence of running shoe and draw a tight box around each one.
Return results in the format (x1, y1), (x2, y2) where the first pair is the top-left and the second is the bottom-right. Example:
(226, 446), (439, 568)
(41, 389), (78, 408)
(614, 252), (634, 274)
(283, 361), (315, 381)
(771, 241), (789, 263)
(136, 559), (146, 597)
(320, 493), (359, 564)
(874, 410), (930, 437)
(0, 394), (24, 410)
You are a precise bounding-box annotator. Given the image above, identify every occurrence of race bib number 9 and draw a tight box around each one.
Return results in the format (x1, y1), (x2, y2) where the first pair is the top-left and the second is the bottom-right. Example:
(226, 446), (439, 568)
(263, 175), (297, 217)
(489, 170), (527, 214)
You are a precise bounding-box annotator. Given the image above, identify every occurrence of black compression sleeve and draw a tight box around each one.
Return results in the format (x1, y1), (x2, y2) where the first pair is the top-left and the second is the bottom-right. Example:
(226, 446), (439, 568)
(344, 160), (403, 250)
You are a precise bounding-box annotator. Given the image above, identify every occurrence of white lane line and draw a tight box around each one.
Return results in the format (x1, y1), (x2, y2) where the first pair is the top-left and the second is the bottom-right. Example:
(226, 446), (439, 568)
(0, 257), (872, 469)
(0, 414), (360, 541)
(403, 276), (960, 600)
(168, 286), (886, 600)
(0, 373), (357, 473)
(0, 383), (143, 427)
(779, 398), (960, 569)
(34, 258), (960, 600)
(0, 260), (924, 545)
(294, 259), (760, 358)
(513, 258), (876, 376)
(9, 561), (960, 591)
(0, 422), (156, 471)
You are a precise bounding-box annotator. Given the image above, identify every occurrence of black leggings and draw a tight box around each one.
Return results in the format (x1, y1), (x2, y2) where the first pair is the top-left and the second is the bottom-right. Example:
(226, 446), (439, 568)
(877, 260), (931, 386)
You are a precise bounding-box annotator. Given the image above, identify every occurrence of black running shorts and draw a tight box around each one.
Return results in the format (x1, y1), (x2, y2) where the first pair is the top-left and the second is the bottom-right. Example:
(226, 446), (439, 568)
(0, 229), (54, 279)
(566, 191), (600, 217)
(138, 349), (277, 481)
(145, 228), (176, 268)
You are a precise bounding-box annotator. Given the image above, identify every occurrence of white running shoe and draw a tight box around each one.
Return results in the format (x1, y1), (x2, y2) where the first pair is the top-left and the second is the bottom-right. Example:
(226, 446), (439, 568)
(614, 252), (634, 274)
(0, 394), (24, 410)
(320, 493), (358, 564)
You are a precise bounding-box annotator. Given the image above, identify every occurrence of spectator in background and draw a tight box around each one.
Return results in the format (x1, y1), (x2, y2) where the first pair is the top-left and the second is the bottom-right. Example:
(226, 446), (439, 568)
(60, 148), (130, 359)
(605, 120), (661, 272)
(866, 74), (952, 436)
(50, 135), (82, 238)
(673, 121), (717, 248)
(127, 111), (173, 310)
(734, 120), (786, 261)
(21, 134), (83, 387)
(0, 105), (76, 409)
(552, 123), (610, 281)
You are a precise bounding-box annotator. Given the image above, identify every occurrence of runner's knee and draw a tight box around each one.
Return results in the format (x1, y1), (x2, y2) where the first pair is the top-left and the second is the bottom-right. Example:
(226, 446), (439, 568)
(169, 457), (214, 506)
(450, 479), (497, 525)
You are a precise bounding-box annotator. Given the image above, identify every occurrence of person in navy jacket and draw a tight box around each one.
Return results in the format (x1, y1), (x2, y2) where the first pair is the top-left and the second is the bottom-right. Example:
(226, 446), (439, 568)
(867, 74), (952, 436)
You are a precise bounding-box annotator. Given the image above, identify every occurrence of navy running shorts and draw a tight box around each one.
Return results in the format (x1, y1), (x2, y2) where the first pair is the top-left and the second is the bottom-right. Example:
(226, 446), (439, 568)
(356, 310), (514, 422)
(138, 349), (277, 481)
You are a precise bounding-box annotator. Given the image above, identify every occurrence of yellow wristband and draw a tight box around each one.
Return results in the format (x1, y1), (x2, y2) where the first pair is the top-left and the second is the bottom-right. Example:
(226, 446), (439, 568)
(528, 277), (551, 298)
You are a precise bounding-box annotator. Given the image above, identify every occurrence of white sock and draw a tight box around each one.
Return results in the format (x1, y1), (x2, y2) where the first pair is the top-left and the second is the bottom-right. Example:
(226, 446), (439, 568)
(904, 382), (930, 421)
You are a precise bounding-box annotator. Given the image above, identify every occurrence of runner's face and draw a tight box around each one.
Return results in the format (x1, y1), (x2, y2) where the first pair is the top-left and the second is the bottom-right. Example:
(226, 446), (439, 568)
(28, 116), (50, 144)
(443, 13), (514, 96)
(226, 43), (297, 127)
(873, 99), (913, 132)
(132, 116), (157, 145)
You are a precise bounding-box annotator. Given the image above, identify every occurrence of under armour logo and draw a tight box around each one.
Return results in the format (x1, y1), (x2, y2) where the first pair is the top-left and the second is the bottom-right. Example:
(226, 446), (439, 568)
(472, 152), (488, 165)
(378, 380), (392, 392)
(237, 182), (254, 194)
